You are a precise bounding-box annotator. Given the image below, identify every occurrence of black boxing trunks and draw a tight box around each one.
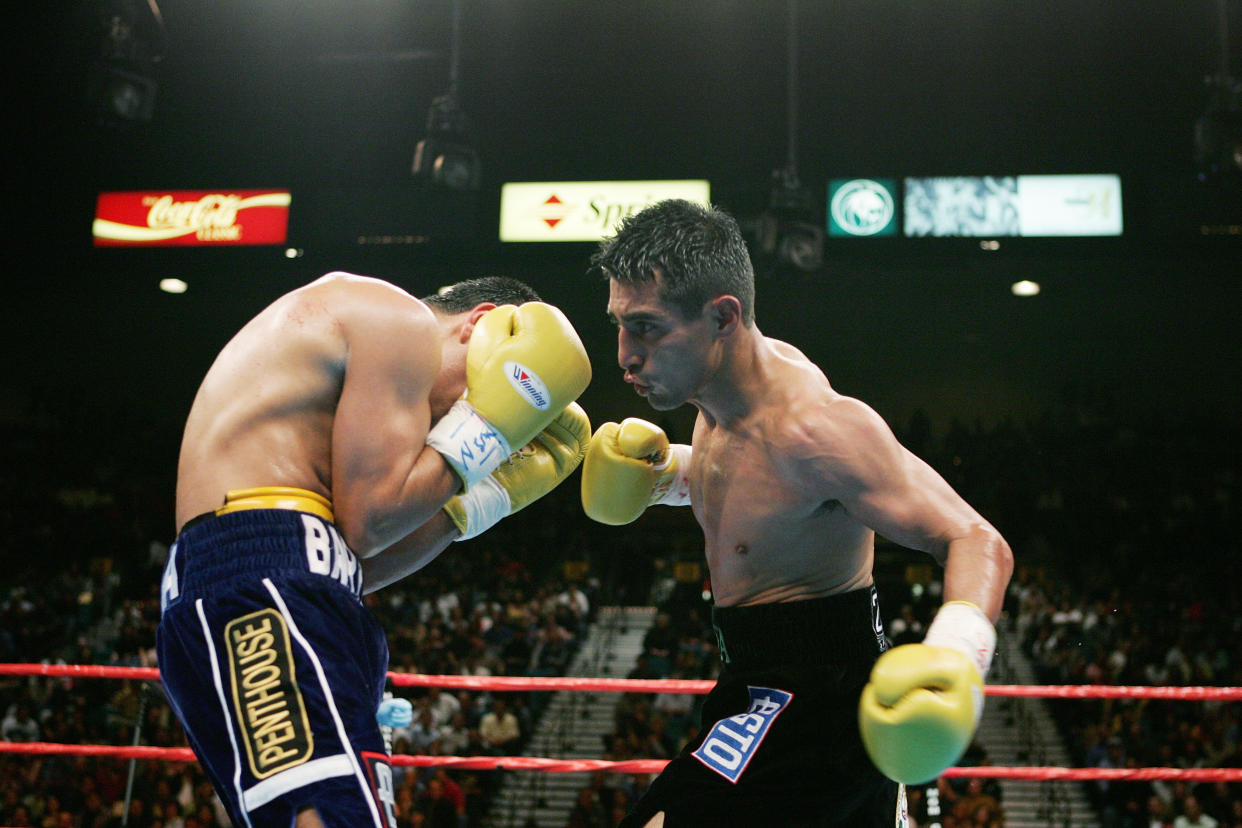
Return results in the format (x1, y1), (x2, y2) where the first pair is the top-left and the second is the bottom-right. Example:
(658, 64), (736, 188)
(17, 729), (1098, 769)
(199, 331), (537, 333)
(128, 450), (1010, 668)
(620, 586), (907, 828)
(157, 488), (396, 828)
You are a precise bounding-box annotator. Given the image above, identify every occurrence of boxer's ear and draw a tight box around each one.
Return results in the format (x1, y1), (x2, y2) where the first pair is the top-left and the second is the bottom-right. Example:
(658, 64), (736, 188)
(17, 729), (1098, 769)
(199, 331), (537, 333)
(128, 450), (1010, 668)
(460, 303), (499, 343)
(706, 295), (741, 338)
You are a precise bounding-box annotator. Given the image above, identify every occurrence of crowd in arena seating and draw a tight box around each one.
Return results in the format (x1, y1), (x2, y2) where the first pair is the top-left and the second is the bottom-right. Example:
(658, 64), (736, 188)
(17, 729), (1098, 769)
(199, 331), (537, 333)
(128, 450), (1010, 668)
(575, 399), (1242, 828)
(1017, 564), (1242, 828)
(0, 406), (604, 827)
(3, 388), (1241, 827)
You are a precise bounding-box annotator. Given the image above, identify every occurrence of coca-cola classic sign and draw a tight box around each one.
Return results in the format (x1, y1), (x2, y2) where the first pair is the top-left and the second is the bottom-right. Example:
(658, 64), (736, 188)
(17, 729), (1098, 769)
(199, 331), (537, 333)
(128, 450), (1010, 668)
(93, 190), (291, 246)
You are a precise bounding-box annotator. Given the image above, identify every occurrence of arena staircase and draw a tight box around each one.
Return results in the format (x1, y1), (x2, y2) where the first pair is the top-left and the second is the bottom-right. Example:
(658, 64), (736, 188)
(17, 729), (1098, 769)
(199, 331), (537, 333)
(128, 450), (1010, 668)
(969, 619), (1102, 828)
(486, 605), (657, 828)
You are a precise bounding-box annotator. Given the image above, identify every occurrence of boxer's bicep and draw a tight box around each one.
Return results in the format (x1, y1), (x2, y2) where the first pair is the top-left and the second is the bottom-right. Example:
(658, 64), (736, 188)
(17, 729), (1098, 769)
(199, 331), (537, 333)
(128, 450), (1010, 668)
(331, 298), (453, 555)
(798, 398), (979, 560)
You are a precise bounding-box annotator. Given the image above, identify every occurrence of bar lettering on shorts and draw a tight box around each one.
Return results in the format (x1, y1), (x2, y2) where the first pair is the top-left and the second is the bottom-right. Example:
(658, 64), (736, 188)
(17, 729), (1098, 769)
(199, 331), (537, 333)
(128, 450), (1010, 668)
(362, 751), (398, 828)
(301, 514), (362, 595)
(692, 686), (793, 783)
(160, 542), (180, 611)
(225, 609), (314, 779)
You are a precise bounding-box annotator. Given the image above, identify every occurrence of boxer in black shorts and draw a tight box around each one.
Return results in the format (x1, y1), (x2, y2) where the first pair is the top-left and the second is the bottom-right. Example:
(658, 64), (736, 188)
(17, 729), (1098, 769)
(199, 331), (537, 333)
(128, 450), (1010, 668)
(619, 588), (904, 827)
(582, 200), (1013, 825)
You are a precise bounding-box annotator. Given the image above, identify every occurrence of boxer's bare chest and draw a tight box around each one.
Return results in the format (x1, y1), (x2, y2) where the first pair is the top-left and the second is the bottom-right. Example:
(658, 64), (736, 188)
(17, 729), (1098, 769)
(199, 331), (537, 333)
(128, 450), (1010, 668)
(691, 420), (873, 605)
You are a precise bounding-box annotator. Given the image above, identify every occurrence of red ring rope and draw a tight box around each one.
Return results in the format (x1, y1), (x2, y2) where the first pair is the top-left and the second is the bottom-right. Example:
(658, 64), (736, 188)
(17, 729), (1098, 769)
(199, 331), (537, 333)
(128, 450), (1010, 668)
(3, 662), (1239, 781)
(0, 742), (1239, 782)
(2, 663), (1240, 701)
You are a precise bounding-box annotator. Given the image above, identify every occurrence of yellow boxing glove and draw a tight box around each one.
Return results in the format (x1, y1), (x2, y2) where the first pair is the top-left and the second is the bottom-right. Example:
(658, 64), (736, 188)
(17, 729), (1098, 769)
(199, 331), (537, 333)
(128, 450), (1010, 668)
(443, 403), (590, 540)
(580, 418), (691, 525)
(427, 303), (591, 489)
(859, 601), (996, 784)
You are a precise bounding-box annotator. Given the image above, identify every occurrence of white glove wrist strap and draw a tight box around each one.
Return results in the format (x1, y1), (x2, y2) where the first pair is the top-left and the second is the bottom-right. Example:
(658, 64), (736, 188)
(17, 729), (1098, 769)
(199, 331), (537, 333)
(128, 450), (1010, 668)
(451, 477), (511, 541)
(426, 400), (513, 489)
(924, 601), (996, 679)
(651, 443), (693, 507)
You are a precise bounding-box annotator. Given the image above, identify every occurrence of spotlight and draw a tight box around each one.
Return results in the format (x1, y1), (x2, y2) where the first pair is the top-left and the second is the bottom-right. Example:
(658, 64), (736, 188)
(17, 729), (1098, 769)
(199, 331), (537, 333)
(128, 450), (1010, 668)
(1195, 108), (1242, 180)
(1194, 2), (1241, 183)
(757, 168), (824, 272)
(747, 1), (823, 273)
(411, 0), (480, 191)
(86, 0), (164, 126)
(776, 221), (825, 271)
(88, 63), (157, 124)
(412, 94), (481, 191)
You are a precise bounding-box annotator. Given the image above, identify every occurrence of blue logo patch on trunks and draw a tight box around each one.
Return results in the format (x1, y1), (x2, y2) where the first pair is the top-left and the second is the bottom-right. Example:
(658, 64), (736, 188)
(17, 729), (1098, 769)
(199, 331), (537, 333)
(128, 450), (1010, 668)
(692, 685), (793, 783)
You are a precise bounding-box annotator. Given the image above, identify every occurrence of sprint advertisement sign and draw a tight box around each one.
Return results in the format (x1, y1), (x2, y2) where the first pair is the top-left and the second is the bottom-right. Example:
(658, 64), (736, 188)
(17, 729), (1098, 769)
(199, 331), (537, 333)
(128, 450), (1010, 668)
(499, 180), (710, 242)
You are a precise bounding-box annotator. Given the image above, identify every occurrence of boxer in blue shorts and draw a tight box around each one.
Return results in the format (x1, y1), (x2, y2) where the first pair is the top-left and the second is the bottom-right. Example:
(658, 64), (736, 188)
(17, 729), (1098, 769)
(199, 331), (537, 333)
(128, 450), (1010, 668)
(161, 273), (592, 827)
(158, 490), (393, 827)
(581, 200), (1014, 825)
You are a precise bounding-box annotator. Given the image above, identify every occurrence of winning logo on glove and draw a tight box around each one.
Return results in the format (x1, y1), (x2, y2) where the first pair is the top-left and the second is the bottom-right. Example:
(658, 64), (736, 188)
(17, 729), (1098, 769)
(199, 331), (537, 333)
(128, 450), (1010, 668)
(504, 361), (551, 410)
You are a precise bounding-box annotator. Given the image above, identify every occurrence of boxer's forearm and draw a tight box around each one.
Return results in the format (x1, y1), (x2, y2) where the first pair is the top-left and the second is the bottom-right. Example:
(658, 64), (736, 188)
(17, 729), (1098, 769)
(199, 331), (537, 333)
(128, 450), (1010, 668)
(940, 523), (1013, 623)
(359, 511), (459, 594)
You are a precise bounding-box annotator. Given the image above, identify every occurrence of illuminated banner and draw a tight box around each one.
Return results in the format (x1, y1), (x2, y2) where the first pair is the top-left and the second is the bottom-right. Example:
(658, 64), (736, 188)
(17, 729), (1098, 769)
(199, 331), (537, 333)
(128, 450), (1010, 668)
(499, 180), (710, 242)
(93, 189), (292, 247)
(903, 175), (1122, 237)
(828, 179), (899, 237)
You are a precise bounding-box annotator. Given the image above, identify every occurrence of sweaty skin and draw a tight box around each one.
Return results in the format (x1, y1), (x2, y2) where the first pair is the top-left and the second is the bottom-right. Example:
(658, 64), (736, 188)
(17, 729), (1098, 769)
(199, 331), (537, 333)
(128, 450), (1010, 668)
(176, 272), (464, 562)
(174, 273), (556, 827)
(688, 343), (877, 606)
(608, 275), (1011, 617)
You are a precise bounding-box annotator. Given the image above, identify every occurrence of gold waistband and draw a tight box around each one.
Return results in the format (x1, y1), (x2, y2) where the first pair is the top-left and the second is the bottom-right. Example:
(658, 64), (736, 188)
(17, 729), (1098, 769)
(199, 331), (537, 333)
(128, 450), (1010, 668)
(215, 487), (335, 523)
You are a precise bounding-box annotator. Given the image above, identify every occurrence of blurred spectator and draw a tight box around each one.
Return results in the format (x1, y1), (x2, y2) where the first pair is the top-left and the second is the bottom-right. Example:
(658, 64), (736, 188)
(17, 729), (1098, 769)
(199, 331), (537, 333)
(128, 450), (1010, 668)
(478, 697), (521, 754)
(956, 777), (1004, 827)
(399, 705), (440, 754)
(499, 624), (534, 677)
(424, 686), (461, 729)
(566, 786), (608, 828)
(556, 581), (592, 634)
(437, 710), (470, 755)
(1175, 795), (1220, 828)
(3, 395), (1242, 826)
(415, 776), (459, 828)
(640, 613), (678, 677)
(2, 702), (39, 742)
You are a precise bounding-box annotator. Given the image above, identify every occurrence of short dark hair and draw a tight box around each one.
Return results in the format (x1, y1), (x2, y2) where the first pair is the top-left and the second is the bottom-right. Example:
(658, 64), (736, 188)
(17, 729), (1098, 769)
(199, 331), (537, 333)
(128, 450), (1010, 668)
(591, 199), (755, 325)
(421, 276), (541, 313)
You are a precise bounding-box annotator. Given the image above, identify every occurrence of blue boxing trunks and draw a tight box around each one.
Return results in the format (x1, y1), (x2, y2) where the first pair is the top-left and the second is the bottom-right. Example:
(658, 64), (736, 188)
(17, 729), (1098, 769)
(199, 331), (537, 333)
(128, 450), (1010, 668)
(619, 586), (907, 827)
(157, 488), (396, 828)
